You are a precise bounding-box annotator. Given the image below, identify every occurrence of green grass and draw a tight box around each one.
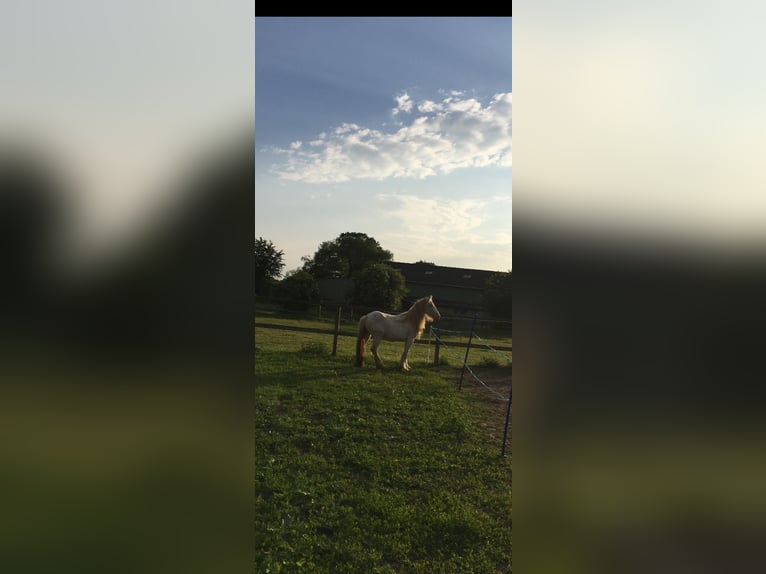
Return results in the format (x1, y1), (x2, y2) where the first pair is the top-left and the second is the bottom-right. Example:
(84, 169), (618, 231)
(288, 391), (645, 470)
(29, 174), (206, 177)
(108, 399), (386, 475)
(256, 326), (512, 573)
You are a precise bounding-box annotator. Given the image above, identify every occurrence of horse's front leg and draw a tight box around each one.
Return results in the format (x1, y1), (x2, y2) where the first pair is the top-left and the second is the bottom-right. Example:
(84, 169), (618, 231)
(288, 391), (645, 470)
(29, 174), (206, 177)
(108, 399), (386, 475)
(400, 336), (415, 371)
(371, 335), (385, 369)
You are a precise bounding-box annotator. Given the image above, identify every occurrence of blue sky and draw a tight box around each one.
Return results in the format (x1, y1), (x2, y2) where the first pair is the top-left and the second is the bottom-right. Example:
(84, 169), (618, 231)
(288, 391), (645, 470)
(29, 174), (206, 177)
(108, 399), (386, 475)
(256, 17), (512, 273)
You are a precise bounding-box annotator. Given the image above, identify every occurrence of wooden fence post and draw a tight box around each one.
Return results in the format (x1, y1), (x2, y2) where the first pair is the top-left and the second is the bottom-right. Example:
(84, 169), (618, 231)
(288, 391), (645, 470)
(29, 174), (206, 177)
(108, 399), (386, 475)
(433, 338), (440, 366)
(331, 306), (341, 356)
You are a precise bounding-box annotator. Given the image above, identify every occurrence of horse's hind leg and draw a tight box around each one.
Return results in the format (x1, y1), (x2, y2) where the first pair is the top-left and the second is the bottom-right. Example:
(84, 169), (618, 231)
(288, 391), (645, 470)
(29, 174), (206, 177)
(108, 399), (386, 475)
(371, 336), (385, 369)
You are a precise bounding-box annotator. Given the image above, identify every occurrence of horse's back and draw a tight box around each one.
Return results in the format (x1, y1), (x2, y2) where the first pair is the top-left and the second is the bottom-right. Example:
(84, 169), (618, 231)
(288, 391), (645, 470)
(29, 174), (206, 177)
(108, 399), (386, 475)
(365, 310), (397, 327)
(366, 310), (393, 320)
(364, 310), (410, 340)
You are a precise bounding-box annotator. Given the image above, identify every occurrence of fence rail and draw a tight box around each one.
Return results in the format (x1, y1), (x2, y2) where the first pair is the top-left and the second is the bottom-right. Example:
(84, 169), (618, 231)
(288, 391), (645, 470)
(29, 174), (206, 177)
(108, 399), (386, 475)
(256, 307), (511, 457)
(255, 321), (512, 355)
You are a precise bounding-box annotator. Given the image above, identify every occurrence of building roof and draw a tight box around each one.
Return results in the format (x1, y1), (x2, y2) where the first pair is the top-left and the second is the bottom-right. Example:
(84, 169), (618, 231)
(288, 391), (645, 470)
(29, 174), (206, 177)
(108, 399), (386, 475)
(390, 261), (499, 291)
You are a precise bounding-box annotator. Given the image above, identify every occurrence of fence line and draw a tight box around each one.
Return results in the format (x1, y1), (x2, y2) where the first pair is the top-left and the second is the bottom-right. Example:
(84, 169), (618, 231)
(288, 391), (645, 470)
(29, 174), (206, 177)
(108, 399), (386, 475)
(432, 323), (512, 457)
(431, 330), (509, 401)
(256, 307), (512, 456)
(257, 297), (511, 328)
(254, 322), (512, 353)
(472, 332), (513, 364)
(428, 327), (469, 334)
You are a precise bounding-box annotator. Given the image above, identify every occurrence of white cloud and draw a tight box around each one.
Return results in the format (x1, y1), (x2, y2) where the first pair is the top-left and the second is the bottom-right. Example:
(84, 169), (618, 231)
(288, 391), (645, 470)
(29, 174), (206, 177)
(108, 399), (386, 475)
(372, 192), (512, 271)
(376, 193), (488, 235)
(447, 98), (482, 113)
(334, 123), (361, 135)
(392, 92), (413, 115)
(417, 100), (442, 113)
(272, 91), (512, 183)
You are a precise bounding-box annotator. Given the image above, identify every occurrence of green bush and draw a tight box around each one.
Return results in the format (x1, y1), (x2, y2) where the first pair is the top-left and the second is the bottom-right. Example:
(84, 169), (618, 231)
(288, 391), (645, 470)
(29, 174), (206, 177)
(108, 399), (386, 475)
(274, 270), (320, 311)
(352, 263), (407, 312)
(482, 271), (512, 319)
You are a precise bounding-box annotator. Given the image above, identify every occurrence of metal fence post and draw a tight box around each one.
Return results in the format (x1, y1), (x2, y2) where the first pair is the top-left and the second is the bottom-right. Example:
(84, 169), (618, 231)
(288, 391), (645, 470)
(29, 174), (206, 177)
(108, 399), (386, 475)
(501, 388), (512, 457)
(458, 314), (477, 390)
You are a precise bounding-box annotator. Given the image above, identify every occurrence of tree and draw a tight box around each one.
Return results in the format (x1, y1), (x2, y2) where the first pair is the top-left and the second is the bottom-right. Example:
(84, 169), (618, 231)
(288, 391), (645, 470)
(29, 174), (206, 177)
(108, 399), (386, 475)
(254, 237), (284, 295)
(302, 232), (393, 279)
(352, 263), (407, 312)
(483, 271), (512, 319)
(274, 270), (320, 311)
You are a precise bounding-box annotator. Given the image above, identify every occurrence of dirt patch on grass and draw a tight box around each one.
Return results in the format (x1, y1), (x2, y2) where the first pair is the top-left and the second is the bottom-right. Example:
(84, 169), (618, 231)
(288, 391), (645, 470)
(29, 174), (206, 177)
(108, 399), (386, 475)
(456, 367), (512, 454)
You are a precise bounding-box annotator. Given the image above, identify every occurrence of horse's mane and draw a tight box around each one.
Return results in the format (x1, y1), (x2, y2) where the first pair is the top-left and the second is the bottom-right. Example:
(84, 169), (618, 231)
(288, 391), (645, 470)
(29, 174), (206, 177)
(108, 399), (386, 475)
(404, 297), (434, 338)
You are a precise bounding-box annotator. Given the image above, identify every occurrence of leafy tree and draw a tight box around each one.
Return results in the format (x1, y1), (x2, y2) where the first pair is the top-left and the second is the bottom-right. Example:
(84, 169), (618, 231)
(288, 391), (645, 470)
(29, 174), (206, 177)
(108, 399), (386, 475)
(274, 270), (320, 311)
(483, 271), (512, 319)
(352, 263), (407, 312)
(254, 237), (284, 295)
(302, 232), (393, 279)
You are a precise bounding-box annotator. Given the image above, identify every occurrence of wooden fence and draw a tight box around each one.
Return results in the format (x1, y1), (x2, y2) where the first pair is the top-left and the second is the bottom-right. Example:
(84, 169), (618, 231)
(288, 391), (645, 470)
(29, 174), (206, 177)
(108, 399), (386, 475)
(255, 317), (512, 364)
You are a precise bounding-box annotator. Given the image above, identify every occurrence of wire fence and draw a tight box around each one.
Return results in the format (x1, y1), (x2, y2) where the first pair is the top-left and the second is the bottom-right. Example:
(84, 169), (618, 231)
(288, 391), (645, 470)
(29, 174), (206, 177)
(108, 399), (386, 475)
(430, 319), (512, 457)
(471, 332), (514, 364)
(256, 303), (512, 456)
(256, 295), (512, 330)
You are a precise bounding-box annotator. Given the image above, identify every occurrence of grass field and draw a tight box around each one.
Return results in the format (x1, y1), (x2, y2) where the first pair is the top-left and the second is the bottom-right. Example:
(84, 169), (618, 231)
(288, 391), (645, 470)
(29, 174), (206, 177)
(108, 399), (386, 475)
(255, 323), (512, 573)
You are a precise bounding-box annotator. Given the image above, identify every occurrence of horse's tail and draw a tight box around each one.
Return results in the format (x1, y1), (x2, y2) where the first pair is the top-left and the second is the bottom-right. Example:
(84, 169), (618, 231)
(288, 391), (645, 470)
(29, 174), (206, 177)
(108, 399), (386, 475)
(355, 315), (369, 367)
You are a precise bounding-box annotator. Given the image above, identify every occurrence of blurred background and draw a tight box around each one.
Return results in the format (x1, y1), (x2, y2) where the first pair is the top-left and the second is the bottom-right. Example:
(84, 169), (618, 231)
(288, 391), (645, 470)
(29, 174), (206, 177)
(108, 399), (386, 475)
(515, 3), (766, 573)
(7, 3), (766, 572)
(1, 2), (253, 572)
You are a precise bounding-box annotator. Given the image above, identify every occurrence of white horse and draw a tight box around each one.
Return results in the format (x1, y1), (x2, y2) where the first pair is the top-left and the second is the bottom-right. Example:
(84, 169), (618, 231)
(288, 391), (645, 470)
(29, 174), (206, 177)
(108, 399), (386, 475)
(355, 295), (441, 371)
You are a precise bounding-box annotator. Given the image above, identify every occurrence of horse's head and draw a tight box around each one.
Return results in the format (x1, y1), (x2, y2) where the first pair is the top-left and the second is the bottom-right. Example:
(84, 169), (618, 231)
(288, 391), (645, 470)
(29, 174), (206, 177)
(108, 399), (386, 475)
(425, 295), (441, 322)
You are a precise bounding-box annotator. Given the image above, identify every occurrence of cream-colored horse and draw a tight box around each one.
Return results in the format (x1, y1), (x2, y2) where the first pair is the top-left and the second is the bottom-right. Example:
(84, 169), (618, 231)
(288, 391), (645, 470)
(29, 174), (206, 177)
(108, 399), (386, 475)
(355, 295), (441, 371)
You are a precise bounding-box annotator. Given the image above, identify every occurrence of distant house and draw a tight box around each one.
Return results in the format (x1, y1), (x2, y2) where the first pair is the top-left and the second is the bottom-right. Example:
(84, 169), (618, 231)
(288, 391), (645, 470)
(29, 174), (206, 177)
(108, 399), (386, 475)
(315, 261), (503, 317)
(390, 261), (498, 316)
